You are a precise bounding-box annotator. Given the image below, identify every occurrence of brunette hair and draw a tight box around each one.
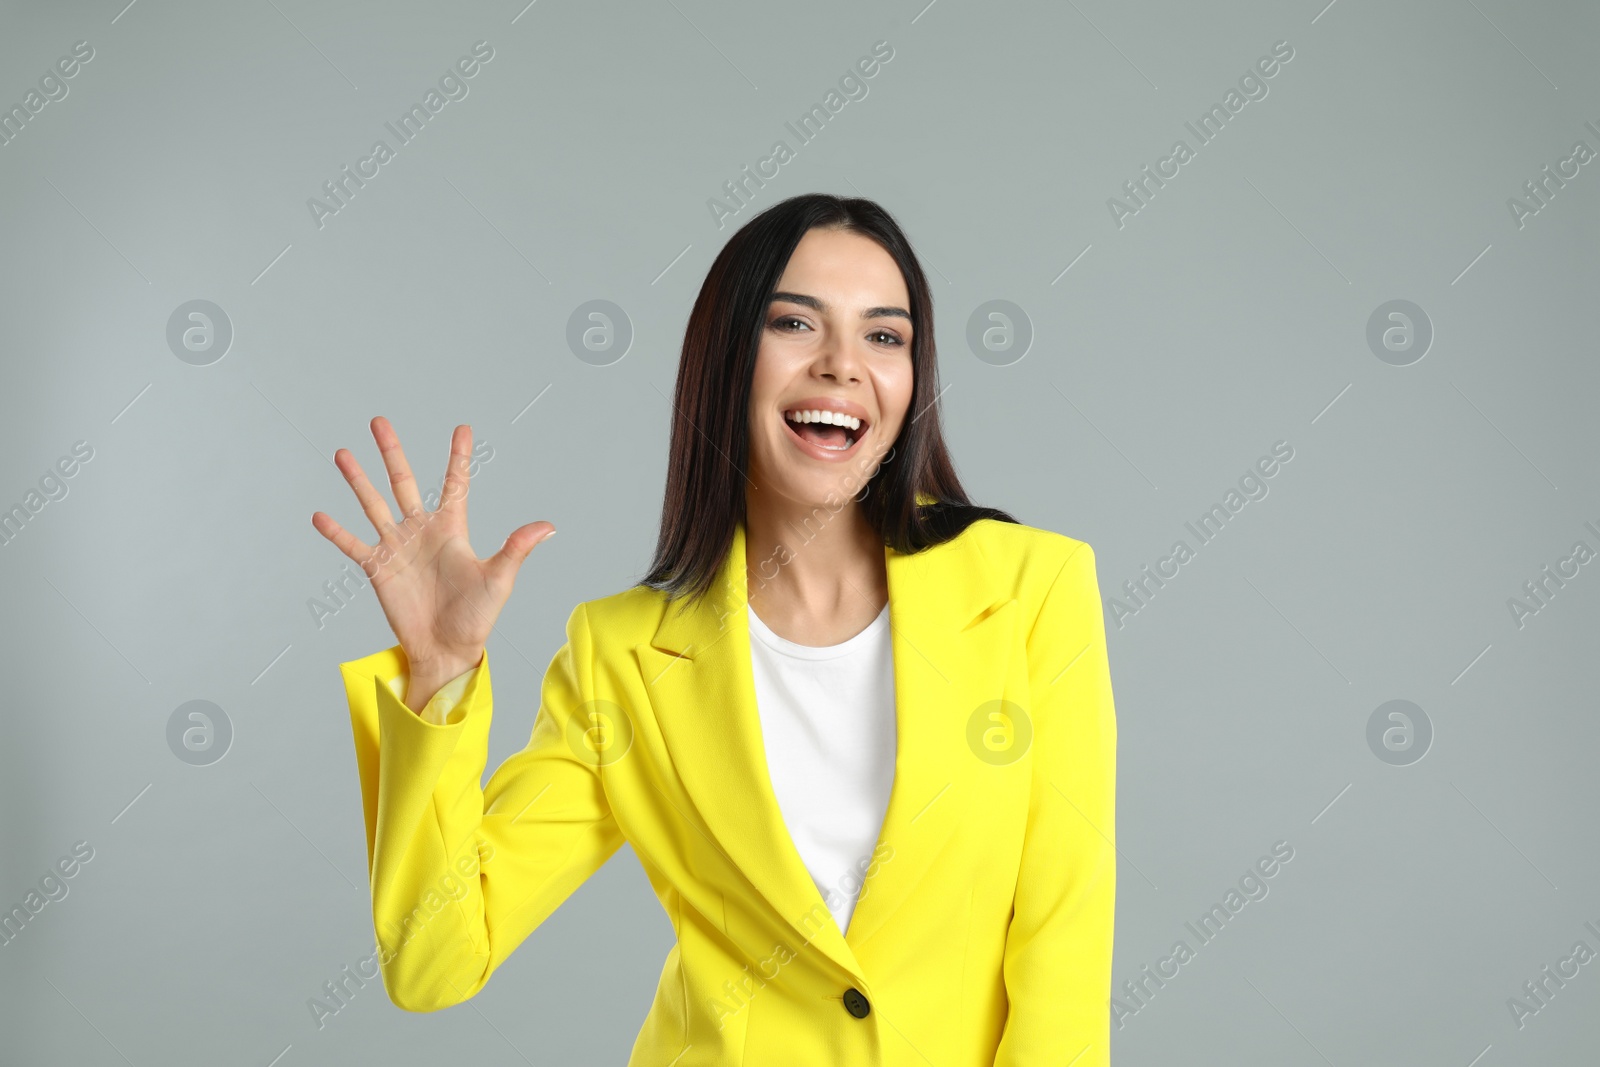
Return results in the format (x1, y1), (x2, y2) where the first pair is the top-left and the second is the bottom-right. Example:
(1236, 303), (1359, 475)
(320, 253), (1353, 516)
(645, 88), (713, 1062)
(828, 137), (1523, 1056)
(641, 193), (1016, 603)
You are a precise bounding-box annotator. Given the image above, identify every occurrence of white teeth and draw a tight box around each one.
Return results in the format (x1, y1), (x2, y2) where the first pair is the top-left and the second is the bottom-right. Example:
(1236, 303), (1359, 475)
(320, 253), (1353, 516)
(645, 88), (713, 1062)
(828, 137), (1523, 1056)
(784, 408), (862, 431)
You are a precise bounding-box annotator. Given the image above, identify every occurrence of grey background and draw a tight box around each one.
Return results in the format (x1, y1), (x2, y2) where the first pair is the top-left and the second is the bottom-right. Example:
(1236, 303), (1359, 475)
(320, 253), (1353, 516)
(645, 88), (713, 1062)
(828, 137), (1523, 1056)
(0, 0), (1594, 1063)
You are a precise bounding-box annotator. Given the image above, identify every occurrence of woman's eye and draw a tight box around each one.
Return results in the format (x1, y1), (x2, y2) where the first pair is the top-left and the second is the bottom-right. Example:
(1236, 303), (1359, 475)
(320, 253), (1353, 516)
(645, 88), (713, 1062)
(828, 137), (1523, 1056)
(769, 317), (905, 347)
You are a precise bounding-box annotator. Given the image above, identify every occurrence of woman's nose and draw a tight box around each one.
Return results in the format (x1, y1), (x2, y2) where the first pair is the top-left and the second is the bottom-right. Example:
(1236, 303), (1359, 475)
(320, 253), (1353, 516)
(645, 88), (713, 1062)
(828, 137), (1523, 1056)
(813, 337), (862, 383)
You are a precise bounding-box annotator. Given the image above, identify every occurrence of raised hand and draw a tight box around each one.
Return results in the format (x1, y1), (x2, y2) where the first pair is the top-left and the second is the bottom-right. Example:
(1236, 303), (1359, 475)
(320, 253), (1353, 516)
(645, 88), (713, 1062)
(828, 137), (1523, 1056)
(311, 416), (555, 710)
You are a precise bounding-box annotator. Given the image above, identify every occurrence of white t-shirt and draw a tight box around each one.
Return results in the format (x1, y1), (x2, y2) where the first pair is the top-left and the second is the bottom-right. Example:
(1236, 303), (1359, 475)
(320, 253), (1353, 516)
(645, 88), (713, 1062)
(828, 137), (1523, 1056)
(747, 601), (896, 936)
(394, 600), (900, 937)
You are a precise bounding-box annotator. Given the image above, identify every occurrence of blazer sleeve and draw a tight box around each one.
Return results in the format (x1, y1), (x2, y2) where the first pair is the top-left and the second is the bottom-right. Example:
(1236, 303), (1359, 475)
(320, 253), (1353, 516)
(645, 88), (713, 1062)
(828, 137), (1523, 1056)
(379, 665), (479, 726)
(338, 602), (626, 1013)
(994, 542), (1118, 1066)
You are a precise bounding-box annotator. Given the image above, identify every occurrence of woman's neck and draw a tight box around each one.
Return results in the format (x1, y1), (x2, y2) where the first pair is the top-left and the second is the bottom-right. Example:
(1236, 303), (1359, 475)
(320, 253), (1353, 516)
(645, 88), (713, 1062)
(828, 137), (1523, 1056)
(743, 497), (888, 647)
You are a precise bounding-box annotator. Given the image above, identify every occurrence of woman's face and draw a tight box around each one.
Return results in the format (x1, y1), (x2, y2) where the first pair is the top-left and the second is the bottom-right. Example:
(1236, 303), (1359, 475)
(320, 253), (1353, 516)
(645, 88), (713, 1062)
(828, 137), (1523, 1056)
(746, 226), (915, 512)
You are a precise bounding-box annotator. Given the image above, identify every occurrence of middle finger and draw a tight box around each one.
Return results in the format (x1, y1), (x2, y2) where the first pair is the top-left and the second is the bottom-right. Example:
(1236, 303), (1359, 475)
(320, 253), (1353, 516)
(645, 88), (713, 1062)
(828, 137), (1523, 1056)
(371, 415), (425, 519)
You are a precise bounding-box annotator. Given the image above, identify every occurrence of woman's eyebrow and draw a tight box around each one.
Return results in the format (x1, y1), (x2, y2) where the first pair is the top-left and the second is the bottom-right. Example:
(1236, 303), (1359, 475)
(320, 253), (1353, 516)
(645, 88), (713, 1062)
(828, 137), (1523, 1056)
(769, 291), (911, 321)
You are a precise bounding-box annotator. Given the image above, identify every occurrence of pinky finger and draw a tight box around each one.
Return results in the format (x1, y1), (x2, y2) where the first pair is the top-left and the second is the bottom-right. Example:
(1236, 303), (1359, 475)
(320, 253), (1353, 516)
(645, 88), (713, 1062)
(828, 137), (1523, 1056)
(311, 511), (376, 569)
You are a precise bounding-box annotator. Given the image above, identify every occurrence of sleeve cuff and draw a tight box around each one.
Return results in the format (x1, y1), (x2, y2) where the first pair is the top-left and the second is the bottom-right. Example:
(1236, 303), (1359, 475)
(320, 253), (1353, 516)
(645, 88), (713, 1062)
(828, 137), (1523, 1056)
(378, 660), (483, 726)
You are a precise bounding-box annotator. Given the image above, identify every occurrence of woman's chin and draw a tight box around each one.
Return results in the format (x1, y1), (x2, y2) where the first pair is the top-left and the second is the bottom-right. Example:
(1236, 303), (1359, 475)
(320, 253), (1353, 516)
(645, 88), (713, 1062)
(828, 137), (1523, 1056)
(750, 462), (866, 512)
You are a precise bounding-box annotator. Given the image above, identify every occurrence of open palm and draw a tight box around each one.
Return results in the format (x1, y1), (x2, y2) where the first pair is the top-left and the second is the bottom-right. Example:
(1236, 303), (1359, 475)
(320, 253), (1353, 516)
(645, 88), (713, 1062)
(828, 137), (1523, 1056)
(311, 417), (554, 700)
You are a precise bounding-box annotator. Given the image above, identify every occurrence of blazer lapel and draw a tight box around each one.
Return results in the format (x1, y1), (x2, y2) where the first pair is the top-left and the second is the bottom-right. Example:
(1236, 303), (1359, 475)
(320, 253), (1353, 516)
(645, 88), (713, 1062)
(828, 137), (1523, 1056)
(635, 518), (1018, 980)
(844, 529), (1018, 953)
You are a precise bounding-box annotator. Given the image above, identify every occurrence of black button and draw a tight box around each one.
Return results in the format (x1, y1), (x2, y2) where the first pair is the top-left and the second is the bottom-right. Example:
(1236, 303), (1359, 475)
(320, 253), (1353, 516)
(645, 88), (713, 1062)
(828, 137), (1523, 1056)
(843, 987), (871, 1019)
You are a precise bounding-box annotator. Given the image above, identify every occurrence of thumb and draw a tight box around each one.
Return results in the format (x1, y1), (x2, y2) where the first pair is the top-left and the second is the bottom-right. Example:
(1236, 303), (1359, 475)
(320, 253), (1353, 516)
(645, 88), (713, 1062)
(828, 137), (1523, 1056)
(486, 521), (556, 584)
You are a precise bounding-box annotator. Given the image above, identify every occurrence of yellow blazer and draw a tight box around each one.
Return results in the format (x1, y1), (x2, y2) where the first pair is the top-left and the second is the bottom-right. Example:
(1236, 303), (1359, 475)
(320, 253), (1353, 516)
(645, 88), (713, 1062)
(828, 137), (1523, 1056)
(339, 517), (1117, 1066)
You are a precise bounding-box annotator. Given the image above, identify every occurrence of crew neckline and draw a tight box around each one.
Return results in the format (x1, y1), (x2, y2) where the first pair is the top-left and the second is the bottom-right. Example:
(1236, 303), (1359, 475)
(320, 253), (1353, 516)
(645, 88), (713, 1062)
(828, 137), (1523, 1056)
(747, 602), (890, 661)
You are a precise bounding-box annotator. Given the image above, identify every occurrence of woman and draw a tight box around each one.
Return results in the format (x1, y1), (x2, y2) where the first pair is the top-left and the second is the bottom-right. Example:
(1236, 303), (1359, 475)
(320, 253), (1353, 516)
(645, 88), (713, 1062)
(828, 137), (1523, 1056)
(313, 194), (1117, 1065)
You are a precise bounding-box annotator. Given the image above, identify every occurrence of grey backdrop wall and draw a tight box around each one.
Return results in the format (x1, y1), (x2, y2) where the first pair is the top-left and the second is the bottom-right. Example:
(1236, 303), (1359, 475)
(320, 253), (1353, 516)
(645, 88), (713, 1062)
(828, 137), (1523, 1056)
(1, 0), (1595, 1063)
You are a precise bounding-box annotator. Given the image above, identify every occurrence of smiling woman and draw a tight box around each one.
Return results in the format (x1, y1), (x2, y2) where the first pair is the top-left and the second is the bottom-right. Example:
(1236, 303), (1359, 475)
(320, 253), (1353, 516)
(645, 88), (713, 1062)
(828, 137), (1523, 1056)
(317, 193), (1119, 1066)
(645, 199), (1016, 613)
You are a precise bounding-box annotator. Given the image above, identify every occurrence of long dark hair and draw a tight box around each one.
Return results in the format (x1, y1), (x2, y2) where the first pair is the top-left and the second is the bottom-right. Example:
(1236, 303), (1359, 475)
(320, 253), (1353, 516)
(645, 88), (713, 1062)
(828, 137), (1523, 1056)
(641, 193), (1016, 603)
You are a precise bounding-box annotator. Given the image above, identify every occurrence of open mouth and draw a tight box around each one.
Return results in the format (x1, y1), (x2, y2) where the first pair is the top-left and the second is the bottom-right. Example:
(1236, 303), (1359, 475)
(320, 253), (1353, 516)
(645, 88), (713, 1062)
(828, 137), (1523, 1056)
(782, 408), (867, 455)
